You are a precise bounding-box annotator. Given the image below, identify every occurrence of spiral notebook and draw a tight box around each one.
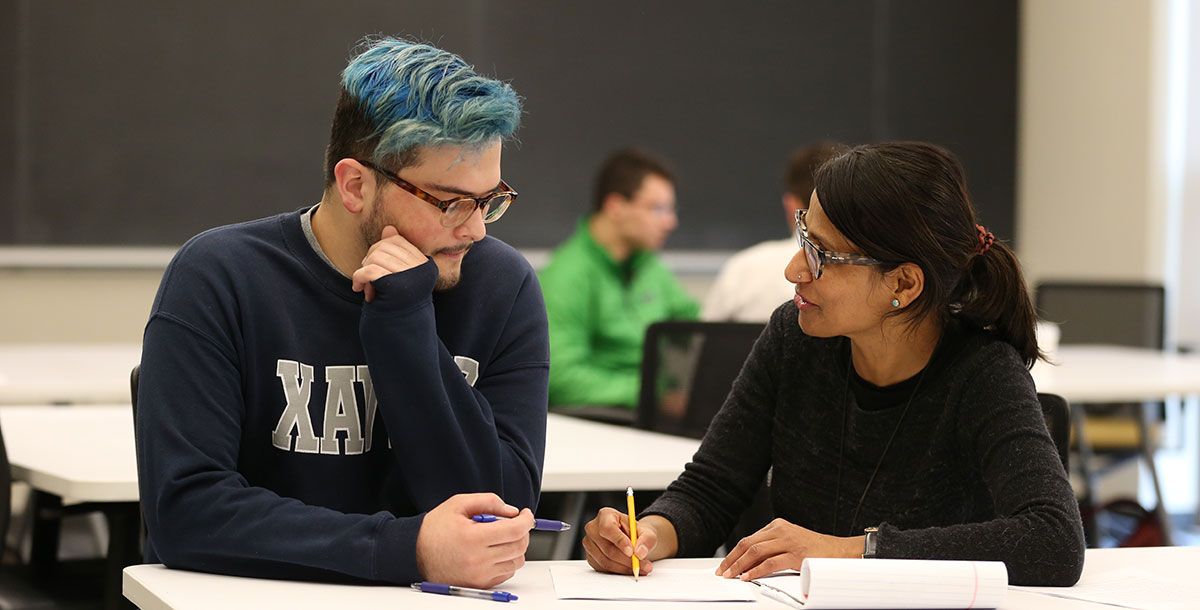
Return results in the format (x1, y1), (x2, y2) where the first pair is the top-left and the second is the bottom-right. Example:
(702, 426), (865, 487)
(752, 558), (1008, 609)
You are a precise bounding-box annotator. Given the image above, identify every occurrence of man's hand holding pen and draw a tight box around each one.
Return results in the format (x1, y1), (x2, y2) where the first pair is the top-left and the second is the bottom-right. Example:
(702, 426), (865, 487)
(415, 493), (534, 589)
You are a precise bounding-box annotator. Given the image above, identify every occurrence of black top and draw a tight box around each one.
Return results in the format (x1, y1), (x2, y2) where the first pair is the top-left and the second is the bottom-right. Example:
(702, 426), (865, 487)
(643, 303), (1085, 586)
(849, 319), (968, 412)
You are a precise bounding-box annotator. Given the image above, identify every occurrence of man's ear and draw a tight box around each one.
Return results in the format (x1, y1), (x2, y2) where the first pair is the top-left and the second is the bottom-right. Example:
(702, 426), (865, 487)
(889, 262), (925, 309)
(333, 158), (375, 214)
(782, 193), (804, 226)
(782, 192), (803, 214)
(599, 192), (628, 218)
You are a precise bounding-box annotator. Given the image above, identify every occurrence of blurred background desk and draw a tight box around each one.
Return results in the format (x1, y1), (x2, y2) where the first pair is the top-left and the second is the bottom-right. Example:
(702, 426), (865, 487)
(542, 413), (699, 492)
(0, 344), (141, 405)
(0, 404), (140, 610)
(1032, 345), (1200, 403)
(0, 405), (138, 503)
(1, 407), (700, 502)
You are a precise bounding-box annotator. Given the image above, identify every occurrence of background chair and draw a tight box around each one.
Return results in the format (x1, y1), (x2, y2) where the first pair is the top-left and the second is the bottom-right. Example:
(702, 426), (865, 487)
(1038, 392), (1071, 474)
(1035, 282), (1164, 349)
(635, 320), (771, 552)
(636, 321), (765, 439)
(1035, 281), (1171, 545)
(130, 366), (138, 425)
(130, 366), (145, 551)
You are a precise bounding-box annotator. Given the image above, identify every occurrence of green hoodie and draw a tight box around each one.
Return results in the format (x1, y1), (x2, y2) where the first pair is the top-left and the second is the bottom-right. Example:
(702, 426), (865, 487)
(538, 220), (699, 408)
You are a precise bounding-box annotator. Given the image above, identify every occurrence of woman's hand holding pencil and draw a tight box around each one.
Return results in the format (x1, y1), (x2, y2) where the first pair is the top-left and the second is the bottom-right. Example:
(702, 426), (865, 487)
(581, 492), (681, 576)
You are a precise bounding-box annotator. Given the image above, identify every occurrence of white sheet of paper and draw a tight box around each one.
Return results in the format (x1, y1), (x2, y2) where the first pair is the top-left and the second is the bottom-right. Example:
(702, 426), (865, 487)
(1012, 566), (1200, 610)
(550, 565), (756, 602)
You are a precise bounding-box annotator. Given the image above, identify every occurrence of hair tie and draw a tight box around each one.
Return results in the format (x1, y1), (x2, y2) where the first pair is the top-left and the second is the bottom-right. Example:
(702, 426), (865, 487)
(975, 224), (994, 255)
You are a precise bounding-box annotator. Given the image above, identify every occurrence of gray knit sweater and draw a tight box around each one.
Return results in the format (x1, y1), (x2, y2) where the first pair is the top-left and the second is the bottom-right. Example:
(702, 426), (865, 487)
(643, 303), (1085, 586)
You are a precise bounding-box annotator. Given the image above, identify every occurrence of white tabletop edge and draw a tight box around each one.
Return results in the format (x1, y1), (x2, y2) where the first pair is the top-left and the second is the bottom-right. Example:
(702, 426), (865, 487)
(124, 568), (170, 610)
(124, 549), (1200, 610)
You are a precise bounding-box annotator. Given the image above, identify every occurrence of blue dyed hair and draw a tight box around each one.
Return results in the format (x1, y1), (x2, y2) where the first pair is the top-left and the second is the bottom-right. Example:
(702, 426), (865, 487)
(323, 37), (522, 186)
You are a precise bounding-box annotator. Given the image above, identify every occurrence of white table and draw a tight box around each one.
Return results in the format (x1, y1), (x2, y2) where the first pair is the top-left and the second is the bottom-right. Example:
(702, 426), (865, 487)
(0, 343), (141, 404)
(1, 405), (139, 502)
(0, 407), (696, 502)
(1032, 345), (1200, 403)
(122, 547), (1200, 610)
(542, 414), (699, 491)
(1, 404), (142, 610)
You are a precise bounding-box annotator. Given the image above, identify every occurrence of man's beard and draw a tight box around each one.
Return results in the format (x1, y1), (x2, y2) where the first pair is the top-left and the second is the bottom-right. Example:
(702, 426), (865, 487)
(359, 197), (393, 253)
(360, 202), (472, 292)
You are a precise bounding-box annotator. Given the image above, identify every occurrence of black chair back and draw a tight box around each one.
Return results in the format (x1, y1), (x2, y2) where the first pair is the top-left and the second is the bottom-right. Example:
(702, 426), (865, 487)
(0, 421), (10, 561)
(1037, 392), (1071, 472)
(130, 365), (140, 429)
(1035, 282), (1164, 349)
(636, 321), (765, 439)
(130, 365), (147, 557)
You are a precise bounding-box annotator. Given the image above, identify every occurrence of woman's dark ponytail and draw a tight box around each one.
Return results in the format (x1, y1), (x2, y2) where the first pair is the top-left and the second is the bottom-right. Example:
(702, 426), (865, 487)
(952, 240), (1042, 368)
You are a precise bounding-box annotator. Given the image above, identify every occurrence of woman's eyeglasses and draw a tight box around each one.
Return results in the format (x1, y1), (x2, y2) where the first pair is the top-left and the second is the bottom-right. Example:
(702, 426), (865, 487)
(795, 209), (891, 279)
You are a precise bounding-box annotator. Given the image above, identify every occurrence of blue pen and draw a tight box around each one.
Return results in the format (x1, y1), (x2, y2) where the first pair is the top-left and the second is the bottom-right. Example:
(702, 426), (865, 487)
(411, 582), (517, 602)
(472, 514), (572, 531)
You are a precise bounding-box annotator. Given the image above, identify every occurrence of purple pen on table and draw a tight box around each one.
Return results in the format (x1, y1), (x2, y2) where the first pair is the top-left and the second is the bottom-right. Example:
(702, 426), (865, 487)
(472, 513), (572, 531)
(411, 582), (517, 603)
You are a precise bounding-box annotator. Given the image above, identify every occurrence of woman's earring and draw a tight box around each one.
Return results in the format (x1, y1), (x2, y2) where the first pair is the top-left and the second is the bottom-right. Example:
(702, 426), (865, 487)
(891, 298), (900, 308)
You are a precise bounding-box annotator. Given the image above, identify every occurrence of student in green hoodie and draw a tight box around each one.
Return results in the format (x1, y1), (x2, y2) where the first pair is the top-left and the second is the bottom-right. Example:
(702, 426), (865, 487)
(539, 148), (699, 410)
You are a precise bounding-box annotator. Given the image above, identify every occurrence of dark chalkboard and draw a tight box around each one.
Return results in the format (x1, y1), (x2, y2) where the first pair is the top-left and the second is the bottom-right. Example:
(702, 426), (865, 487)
(0, 0), (1017, 250)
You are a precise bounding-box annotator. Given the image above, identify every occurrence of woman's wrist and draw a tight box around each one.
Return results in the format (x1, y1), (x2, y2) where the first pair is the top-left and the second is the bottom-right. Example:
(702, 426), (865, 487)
(639, 515), (678, 561)
(844, 535), (866, 558)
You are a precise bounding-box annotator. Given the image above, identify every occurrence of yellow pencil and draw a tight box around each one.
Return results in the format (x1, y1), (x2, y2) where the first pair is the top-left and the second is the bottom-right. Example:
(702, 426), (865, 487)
(626, 486), (639, 581)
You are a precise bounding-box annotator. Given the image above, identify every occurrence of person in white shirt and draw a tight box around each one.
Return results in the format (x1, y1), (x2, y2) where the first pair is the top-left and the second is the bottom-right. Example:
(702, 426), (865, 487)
(702, 142), (839, 322)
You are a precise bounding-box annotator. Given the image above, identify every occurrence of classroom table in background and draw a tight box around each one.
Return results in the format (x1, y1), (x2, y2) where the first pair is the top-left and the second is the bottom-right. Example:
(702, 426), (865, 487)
(0, 343), (141, 404)
(541, 413), (700, 491)
(0, 406), (701, 610)
(123, 547), (1200, 610)
(0, 405), (141, 610)
(1032, 345), (1200, 404)
(0, 405), (698, 506)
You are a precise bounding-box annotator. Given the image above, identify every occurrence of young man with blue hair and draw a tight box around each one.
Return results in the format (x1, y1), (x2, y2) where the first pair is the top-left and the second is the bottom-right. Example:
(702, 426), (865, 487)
(136, 38), (548, 589)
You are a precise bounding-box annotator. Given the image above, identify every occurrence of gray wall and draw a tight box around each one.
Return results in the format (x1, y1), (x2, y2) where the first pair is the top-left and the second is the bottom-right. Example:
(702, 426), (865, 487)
(1, 0), (1017, 249)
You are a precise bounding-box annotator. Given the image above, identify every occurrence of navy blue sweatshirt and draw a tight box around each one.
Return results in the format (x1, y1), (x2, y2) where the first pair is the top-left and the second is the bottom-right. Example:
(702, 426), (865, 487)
(136, 207), (549, 584)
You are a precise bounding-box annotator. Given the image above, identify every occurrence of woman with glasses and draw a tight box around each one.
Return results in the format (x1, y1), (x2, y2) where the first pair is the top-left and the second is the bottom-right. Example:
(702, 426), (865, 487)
(581, 141), (1084, 586)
